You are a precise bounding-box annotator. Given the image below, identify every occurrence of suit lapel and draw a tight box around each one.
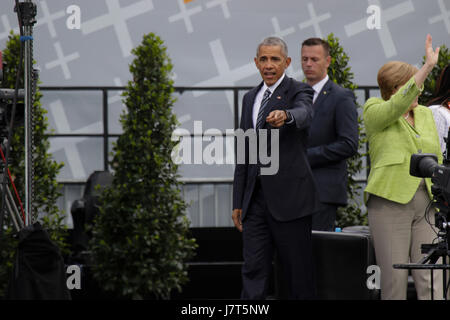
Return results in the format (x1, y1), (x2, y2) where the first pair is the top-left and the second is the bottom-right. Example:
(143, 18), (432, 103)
(313, 79), (333, 107)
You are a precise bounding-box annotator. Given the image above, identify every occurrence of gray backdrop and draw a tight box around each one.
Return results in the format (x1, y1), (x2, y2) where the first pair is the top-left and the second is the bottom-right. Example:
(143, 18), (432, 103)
(0, 0), (448, 226)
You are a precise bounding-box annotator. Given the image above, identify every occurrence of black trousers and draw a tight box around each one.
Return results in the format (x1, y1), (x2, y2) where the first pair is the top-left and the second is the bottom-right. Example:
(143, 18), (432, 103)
(241, 178), (315, 300)
(312, 202), (338, 231)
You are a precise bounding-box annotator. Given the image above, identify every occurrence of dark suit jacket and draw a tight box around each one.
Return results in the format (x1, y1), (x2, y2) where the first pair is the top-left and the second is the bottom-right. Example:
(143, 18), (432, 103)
(233, 76), (317, 222)
(307, 79), (359, 206)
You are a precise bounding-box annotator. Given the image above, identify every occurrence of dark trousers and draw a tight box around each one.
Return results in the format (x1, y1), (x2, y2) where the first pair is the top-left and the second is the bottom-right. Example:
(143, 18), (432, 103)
(241, 179), (315, 300)
(312, 202), (338, 231)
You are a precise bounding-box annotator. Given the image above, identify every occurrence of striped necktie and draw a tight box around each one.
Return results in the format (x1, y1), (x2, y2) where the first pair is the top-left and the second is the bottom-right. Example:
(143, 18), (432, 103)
(256, 88), (271, 129)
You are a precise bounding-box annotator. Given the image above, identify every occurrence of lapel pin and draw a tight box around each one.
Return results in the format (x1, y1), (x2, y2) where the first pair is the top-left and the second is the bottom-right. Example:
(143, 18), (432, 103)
(277, 96), (281, 99)
(323, 91), (327, 95)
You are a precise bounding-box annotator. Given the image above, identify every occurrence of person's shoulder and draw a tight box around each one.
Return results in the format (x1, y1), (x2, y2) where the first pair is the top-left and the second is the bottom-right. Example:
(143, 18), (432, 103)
(413, 105), (440, 124)
(286, 77), (312, 92)
(417, 104), (433, 113)
(243, 82), (262, 98)
(429, 104), (440, 110)
(429, 104), (449, 113)
(286, 76), (303, 86)
(328, 80), (353, 96)
(424, 104), (450, 118)
(363, 96), (384, 109)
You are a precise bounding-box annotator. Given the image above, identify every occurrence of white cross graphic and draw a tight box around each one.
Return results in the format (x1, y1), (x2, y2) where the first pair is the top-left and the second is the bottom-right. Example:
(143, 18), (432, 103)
(48, 100), (103, 179)
(178, 114), (191, 125)
(45, 42), (80, 79)
(271, 17), (295, 39)
(168, 0), (202, 33)
(298, 3), (331, 38)
(109, 77), (124, 104)
(206, 0), (231, 19)
(174, 114), (192, 133)
(82, 0), (154, 57)
(0, 14), (19, 41)
(35, 0), (65, 38)
(193, 39), (258, 113)
(429, 0), (450, 34)
(345, 0), (415, 58)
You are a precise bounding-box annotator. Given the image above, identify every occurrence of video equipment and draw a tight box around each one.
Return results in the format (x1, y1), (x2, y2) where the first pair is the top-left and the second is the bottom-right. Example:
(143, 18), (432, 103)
(0, 3), (71, 301)
(0, 0), (38, 234)
(410, 137), (450, 253)
(407, 127), (450, 299)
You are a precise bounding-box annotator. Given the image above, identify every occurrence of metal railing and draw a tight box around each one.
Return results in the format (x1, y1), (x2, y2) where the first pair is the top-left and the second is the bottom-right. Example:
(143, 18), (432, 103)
(40, 85), (378, 178)
(40, 85), (378, 227)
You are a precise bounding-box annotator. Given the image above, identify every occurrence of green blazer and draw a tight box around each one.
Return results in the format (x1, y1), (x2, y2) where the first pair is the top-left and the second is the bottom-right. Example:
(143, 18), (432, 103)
(363, 76), (442, 204)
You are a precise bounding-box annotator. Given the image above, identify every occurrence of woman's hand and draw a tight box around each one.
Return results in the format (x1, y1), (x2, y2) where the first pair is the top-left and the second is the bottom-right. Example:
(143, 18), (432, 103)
(424, 34), (440, 68)
(414, 34), (440, 88)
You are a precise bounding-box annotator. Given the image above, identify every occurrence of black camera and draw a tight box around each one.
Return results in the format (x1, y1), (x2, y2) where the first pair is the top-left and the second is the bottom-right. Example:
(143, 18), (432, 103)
(410, 141), (450, 256)
(410, 153), (450, 210)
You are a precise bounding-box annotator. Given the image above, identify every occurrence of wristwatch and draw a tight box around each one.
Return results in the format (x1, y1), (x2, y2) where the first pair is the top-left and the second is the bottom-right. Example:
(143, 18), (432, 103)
(285, 110), (292, 122)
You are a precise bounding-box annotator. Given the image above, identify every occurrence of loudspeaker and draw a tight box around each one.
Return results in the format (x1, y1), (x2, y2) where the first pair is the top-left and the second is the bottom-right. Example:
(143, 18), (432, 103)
(172, 227), (244, 299)
(313, 230), (379, 299)
(275, 229), (379, 300)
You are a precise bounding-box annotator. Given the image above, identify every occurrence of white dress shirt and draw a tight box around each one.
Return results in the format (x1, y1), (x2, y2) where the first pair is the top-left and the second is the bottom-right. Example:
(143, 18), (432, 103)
(312, 74), (329, 104)
(430, 104), (450, 154)
(252, 74), (286, 128)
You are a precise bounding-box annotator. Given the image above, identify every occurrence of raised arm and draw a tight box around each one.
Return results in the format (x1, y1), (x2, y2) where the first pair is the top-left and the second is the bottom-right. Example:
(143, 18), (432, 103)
(414, 34), (440, 89)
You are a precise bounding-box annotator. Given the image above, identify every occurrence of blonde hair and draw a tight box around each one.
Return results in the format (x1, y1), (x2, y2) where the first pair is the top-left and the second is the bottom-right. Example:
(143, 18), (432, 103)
(377, 61), (418, 100)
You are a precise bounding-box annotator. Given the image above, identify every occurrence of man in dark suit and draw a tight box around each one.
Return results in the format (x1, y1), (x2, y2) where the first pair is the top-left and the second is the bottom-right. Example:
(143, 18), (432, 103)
(301, 38), (359, 231)
(232, 37), (317, 299)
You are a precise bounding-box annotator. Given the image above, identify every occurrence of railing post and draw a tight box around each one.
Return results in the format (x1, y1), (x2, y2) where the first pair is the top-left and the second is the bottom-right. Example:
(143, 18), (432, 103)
(102, 89), (109, 171)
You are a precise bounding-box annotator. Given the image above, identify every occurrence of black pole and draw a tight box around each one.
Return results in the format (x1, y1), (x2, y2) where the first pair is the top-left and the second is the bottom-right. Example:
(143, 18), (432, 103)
(103, 89), (109, 171)
(23, 0), (37, 226)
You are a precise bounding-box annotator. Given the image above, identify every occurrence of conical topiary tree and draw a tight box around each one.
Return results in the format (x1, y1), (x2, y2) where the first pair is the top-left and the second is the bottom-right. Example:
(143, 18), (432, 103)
(0, 32), (67, 297)
(89, 33), (196, 299)
(326, 33), (368, 227)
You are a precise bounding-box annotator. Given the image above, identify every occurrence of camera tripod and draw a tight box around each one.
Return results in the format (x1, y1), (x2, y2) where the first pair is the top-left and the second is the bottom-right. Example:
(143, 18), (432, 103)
(0, 0), (37, 234)
(394, 228), (450, 300)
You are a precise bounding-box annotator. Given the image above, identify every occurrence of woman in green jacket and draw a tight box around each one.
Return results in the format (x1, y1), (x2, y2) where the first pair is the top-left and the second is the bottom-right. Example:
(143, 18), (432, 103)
(363, 34), (444, 300)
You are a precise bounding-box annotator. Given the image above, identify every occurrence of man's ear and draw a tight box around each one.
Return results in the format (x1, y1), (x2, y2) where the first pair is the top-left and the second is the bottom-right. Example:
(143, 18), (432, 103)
(326, 55), (331, 68)
(254, 57), (258, 67)
(285, 56), (292, 68)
